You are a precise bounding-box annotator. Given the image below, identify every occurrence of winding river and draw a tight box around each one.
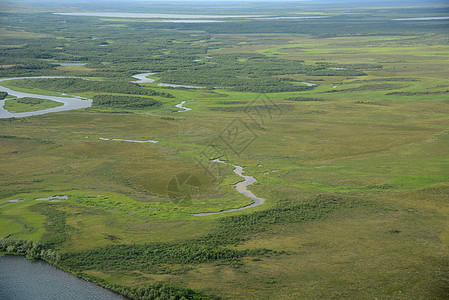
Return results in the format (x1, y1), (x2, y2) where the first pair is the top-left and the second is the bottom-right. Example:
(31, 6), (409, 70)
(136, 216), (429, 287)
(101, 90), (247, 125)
(0, 76), (266, 215)
(0, 73), (201, 118)
(131, 72), (206, 89)
(192, 158), (266, 216)
(0, 76), (92, 118)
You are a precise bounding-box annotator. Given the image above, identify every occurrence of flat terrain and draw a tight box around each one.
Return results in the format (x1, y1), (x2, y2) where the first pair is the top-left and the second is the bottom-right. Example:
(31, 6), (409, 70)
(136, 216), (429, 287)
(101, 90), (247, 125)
(3, 97), (64, 113)
(1, 1), (448, 299)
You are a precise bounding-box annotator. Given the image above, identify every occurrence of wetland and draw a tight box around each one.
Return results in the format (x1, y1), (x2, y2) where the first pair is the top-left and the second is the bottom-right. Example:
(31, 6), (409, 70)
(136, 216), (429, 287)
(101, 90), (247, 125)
(1, 1), (449, 299)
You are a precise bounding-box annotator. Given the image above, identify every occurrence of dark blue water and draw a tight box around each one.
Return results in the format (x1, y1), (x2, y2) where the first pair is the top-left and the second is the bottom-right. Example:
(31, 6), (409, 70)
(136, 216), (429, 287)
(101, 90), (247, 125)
(0, 255), (125, 300)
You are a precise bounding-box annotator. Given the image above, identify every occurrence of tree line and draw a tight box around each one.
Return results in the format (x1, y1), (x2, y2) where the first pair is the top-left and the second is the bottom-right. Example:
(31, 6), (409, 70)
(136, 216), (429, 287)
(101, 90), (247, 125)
(0, 238), (60, 262)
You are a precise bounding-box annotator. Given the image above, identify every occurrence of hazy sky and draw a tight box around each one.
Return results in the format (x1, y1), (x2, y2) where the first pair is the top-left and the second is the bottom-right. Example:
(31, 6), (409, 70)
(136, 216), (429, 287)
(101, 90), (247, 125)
(8, 0), (446, 3)
(66, 0), (426, 1)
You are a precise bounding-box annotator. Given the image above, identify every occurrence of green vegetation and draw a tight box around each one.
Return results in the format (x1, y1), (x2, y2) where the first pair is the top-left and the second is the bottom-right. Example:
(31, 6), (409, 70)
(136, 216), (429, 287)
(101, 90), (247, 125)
(1, 1), (449, 299)
(0, 238), (213, 299)
(30, 202), (76, 248)
(106, 283), (213, 300)
(210, 104), (291, 112)
(0, 238), (60, 261)
(7, 78), (174, 98)
(3, 97), (63, 113)
(92, 95), (161, 109)
(157, 55), (352, 93)
(60, 196), (346, 272)
(285, 96), (325, 102)
(0, 92), (8, 99)
(387, 90), (449, 96)
(17, 97), (44, 105)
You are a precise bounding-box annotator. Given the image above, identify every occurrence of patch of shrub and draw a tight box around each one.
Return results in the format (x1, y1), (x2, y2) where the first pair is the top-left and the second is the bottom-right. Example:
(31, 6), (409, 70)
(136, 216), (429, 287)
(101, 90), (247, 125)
(60, 196), (351, 273)
(285, 97), (325, 101)
(17, 97), (44, 105)
(92, 95), (162, 109)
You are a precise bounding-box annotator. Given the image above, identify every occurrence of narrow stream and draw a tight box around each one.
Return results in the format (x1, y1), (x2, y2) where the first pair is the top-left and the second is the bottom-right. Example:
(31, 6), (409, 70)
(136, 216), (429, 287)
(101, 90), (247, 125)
(99, 137), (159, 143)
(175, 100), (193, 112)
(192, 158), (266, 216)
(131, 73), (205, 89)
(300, 81), (316, 86)
(130, 72), (156, 83)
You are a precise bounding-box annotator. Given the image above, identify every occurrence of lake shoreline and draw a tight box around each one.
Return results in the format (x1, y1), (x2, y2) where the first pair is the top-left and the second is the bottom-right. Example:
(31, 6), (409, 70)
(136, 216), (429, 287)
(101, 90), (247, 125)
(0, 254), (125, 299)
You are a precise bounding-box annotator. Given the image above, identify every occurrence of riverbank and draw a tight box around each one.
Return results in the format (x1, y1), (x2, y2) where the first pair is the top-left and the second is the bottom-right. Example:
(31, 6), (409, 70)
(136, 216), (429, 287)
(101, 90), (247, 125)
(0, 254), (125, 300)
(130, 73), (206, 89)
(0, 77), (92, 118)
(130, 72), (156, 83)
(175, 100), (193, 112)
(0, 251), (207, 300)
(193, 158), (266, 216)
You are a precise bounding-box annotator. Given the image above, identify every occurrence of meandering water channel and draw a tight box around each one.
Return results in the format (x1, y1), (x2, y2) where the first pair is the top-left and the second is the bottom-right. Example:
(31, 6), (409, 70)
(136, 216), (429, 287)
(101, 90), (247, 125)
(130, 72), (156, 83)
(1, 75), (267, 215)
(99, 137), (159, 143)
(192, 158), (266, 216)
(0, 73), (200, 119)
(175, 100), (193, 112)
(0, 76), (92, 118)
(1, 75), (268, 298)
(131, 72), (205, 89)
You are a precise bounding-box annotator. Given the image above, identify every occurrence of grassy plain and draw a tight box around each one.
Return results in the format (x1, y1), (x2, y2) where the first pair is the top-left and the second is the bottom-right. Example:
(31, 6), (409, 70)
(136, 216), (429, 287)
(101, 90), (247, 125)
(3, 97), (64, 113)
(1, 2), (449, 299)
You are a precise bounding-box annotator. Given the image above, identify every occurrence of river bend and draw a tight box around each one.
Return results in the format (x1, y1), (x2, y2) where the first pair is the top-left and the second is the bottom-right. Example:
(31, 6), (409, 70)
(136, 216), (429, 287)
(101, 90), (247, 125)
(0, 76), (92, 118)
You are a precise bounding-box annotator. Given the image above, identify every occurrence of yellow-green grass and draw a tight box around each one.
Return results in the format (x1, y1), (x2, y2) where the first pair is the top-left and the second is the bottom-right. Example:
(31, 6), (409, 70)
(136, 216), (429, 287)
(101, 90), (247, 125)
(56, 64), (94, 73)
(1, 28), (449, 299)
(3, 97), (64, 113)
(78, 196), (449, 299)
(0, 80), (71, 97)
(0, 198), (47, 241)
(0, 113), (250, 207)
(0, 190), (218, 250)
(0, 28), (51, 39)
